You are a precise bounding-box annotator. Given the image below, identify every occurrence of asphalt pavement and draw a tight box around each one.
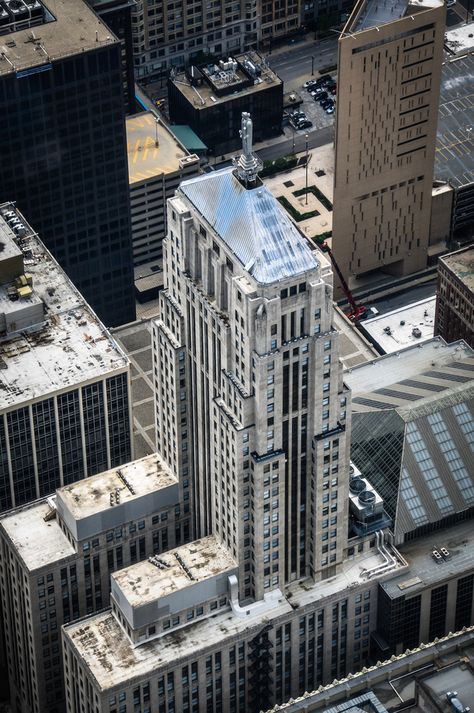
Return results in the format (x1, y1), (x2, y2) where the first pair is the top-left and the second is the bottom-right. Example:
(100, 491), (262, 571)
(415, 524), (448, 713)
(267, 36), (339, 86)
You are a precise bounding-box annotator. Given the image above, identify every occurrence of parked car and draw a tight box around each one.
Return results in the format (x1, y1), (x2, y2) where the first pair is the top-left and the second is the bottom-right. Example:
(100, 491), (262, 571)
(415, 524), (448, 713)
(330, 83), (337, 95)
(325, 105), (335, 114)
(321, 99), (334, 110)
(303, 79), (318, 89)
(446, 692), (470, 713)
(297, 119), (313, 129)
(315, 91), (328, 101)
(318, 74), (333, 86)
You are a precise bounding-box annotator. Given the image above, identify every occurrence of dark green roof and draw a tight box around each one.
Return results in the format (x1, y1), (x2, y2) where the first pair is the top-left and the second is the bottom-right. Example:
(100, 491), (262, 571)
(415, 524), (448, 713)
(170, 125), (207, 151)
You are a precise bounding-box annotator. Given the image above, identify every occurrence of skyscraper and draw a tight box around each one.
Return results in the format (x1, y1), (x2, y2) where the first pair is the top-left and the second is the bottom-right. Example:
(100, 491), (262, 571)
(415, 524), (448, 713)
(0, 0), (135, 326)
(332, 0), (445, 293)
(61, 117), (474, 713)
(153, 112), (351, 597)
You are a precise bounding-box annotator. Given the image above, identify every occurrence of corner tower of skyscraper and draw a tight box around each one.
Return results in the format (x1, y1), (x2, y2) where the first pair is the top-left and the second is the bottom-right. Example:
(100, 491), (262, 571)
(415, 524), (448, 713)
(332, 0), (445, 293)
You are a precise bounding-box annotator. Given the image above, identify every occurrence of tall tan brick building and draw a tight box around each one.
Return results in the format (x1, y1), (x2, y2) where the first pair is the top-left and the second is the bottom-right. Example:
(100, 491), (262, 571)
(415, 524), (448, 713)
(332, 0), (445, 293)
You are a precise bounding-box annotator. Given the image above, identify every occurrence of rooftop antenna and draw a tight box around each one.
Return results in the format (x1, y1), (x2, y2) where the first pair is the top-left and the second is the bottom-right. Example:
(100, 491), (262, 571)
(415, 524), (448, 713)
(233, 112), (262, 188)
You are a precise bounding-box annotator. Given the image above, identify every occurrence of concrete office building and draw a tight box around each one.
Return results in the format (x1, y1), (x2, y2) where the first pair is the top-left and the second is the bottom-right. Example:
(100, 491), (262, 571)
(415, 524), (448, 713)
(435, 246), (474, 349)
(131, 0), (258, 79)
(0, 203), (132, 512)
(153, 112), (351, 590)
(126, 112), (200, 297)
(0, 0), (135, 326)
(0, 454), (187, 713)
(61, 119), (474, 713)
(332, 0), (445, 293)
(61, 117), (400, 713)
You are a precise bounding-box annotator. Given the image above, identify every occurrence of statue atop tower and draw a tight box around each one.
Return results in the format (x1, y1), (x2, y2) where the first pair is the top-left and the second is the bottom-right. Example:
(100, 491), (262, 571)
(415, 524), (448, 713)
(233, 112), (263, 187)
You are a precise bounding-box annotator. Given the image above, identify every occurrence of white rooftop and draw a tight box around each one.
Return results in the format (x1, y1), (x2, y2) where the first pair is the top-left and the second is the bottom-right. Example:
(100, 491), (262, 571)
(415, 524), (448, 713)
(112, 536), (236, 606)
(57, 455), (177, 522)
(0, 205), (128, 408)
(344, 337), (474, 394)
(444, 21), (474, 55)
(0, 500), (74, 572)
(362, 297), (436, 354)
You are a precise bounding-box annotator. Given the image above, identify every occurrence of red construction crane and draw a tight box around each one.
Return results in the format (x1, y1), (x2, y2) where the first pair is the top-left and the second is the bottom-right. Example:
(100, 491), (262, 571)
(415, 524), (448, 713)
(320, 242), (367, 322)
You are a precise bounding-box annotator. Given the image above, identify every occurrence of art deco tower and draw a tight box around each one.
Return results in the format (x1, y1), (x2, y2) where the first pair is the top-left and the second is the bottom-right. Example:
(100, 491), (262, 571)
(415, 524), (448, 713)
(153, 114), (351, 601)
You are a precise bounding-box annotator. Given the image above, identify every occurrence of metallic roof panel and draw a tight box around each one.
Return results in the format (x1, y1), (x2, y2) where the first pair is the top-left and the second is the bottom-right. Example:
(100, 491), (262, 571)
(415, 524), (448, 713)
(179, 168), (319, 285)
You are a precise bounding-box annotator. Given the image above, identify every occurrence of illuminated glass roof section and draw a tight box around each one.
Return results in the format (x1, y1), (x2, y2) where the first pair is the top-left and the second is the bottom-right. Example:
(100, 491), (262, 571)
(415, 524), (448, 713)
(179, 168), (319, 285)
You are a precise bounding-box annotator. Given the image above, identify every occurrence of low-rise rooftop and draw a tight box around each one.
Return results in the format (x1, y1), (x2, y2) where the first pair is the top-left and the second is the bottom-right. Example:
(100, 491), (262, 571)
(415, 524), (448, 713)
(344, 337), (474, 399)
(361, 297), (436, 354)
(382, 518), (474, 599)
(0, 500), (74, 572)
(170, 51), (281, 110)
(112, 536), (236, 607)
(440, 245), (474, 291)
(444, 20), (474, 56)
(0, 204), (128, 409)
(0, 0), (116, 77)
(127, 112), (198, 184)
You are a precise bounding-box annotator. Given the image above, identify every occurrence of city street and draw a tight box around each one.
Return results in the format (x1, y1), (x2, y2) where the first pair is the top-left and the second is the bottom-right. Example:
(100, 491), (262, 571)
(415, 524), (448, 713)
(266, 36), (338, 87)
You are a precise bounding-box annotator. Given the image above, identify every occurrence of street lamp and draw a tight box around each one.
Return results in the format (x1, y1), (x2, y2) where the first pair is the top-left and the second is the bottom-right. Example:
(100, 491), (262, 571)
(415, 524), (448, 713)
(311, 55), (315, 76)
(292, 125), (296, 155)
(305, 134), (309, 205)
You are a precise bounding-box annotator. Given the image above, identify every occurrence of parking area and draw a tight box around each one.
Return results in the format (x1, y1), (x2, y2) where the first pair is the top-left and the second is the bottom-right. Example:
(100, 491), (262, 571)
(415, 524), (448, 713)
(284, 73), (337, 138)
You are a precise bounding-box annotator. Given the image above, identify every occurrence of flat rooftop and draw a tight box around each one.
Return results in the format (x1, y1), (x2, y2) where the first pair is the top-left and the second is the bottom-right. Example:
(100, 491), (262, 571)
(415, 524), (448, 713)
(171, 52), (282, 110)
(361, 297), (436, 354)
(112, 536), (236, 607)
(285, 539), (406, 608)
(0, 0), (116, 77)
(445, 20), (474, 56)
(344, 337), (474, 396)
(126, 112), (192, 184)
(0, 207), (128, 409)
(347, 0), (442, 34)
(435, 54), (474, 190)
(64, 593), (291, 691)
(57, 455), (176, 521)
(64, 539), (406, 690)
(382, 517), (474, 599)
(0, 500), (74, 572)
(440, 245), (474, 291)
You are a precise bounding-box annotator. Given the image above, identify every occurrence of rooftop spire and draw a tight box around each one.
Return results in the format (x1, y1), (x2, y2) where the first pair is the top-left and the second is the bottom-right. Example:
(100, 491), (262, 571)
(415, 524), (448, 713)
(233, 112), (262, 187)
